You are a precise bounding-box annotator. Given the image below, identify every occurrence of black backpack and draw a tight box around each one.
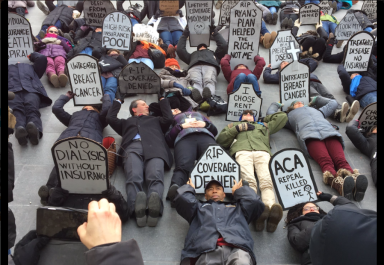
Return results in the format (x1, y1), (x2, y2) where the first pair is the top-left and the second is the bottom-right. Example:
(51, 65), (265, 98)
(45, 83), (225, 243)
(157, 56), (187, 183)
(206, 95), (228, 116)
(148, 48), (165, 69)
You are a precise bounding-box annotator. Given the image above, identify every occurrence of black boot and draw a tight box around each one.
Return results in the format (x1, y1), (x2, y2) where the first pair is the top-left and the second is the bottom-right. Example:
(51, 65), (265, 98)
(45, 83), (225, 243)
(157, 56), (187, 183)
(47, 187), (69, 206)
(26, 122), (39, 145)
(147, 192), (161, 227)
(102, 185), (129, 223)
(15, 126), (28, 146)
(167, 184), (180, 208)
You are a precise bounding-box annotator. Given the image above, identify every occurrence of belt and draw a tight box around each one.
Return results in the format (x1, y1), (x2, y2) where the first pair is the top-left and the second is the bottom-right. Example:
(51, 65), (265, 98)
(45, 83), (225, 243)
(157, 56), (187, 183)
(132, 138), (141, 142)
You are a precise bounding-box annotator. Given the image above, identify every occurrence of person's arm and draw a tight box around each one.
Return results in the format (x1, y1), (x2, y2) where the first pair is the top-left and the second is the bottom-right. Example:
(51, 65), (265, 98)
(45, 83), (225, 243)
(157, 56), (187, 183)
(52, 94), (73, 127)
(233, 183), (265, 223)
(116, 54), (128, 66)
(173, 82), (192, 96)
(317, 191), (356, 208)
(139, 0), (149, 22)
(220, 54), (232, 83)
(157, 98), (174, 133)
(99, 94), (112, 128)
(263, 111), (288, 135)
(176, 33), (191, 65)
(202, 116), (218, 137)
(106, 101), (124, 136)
(318, 99), (338, 118)
(316, 23), (328, 40)
(179, 0), (185, 8)
(116, 0), (125, 12)
(213, 31), (229, 63)
(287, 223), (311, 253)
(74, 27), (89, 44)
(75, 0), (84, 14)
(346, 120), (370, 156)
(59, 39), (71, 53)
(292, 19), (301, 37)
(253, 55), (266, 80)
(165, 122), (181, 148)
(92, 46), (107, 60)
(263, 65), (279, 84)
(216, 123), (240, 149)
(299, 58), (318, 73)
(174, 184), (199, 224)
(29, 52), (48, 79)
(337, 64), (352, 94)
(266, 102), (293, 130)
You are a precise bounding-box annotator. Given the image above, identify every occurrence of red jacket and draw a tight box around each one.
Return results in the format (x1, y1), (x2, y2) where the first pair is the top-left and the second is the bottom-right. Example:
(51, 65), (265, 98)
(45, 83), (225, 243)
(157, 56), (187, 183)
(220, 55), (266, 94)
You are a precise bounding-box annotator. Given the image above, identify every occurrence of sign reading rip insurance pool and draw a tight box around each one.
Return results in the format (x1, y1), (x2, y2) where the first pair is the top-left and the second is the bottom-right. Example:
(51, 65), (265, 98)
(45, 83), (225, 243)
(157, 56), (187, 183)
(102, 11), (132, 51)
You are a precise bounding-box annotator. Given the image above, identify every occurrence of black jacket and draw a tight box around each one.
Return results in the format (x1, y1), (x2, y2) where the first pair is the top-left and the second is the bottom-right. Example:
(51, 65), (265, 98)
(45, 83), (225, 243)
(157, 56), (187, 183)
(68, 30), (103, 59)
(139, 0), (185, 21)
(174, 184), (265, 265)
(92, 47), (128, 78)
(348, 9), (374, 30)
(42, 5), (74, 31)
(292, 25), (328, 43)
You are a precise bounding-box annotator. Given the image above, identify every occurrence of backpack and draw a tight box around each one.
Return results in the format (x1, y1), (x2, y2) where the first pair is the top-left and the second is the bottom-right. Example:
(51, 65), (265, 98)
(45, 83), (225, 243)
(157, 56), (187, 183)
(205, 95), (228, 116)
(148, 48), (165, 68)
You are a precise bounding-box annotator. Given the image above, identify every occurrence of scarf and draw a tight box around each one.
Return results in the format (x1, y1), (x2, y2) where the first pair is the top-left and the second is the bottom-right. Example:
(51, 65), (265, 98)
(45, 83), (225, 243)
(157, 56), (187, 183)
(350, 75), (362, 97)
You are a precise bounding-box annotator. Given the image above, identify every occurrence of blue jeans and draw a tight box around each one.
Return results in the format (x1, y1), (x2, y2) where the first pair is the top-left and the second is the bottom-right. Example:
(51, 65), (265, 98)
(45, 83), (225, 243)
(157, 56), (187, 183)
(322, 21), (337, 35)
(37, 20), (62, 40)
(80, 47), (93, 56)
(364, 27), (373, 32)
(261, 20), (269, 35)
(159, 30), (183, 46)
(269, 7), (277, 14)
(131, 18), (138, 27)
(128, 58), (154, 70)
(359, 91), (377, 109)
(305, 0), (320, 4)
(101, 76), (118, 102)
(233, 73), (261, 96)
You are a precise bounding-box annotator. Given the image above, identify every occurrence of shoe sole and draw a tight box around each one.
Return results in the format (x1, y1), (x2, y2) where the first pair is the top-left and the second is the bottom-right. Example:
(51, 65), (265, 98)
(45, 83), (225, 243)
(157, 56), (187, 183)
(345, 100), (360, 123)
(191, 89), (203, 102)
(263, 33), (271, 49)
(202, 87), (212, 100)
(336, 40), (344, 48)
(26, 123), (39, 145)
(255, 206), (270, 231)
(50, 74), (60, 88)
(58, 74), (68, 87)
(340, 102), (349, 122)
(135, 192), (147, 227)
(267, 204), (283, 233)
(287, 19), (293, 29)
(147, 192), (161, 227)
(272, 13), (278, 25)
(38, 185), (49, 200)
(342, 176), (355, 200)
(37, 1), (50, 15)
(354, 175), (368, 202)
(15, 127), (28, 146)
(281, 18), (288, 30)
(166, 184), (179, 208)
(265, 13), (272, 24)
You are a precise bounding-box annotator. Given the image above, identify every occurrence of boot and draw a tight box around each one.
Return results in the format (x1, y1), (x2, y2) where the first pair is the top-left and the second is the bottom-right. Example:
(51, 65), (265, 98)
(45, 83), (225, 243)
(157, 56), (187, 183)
(254, 205), (270, 231)
(202, 87), (212, 100)
(135, 191), (147, 227)
(147, 192), (161, 227)
(331, 175), (354, 200)
(267, 203), (283, 233)
(26, 122), (39, 145)
(191, 88), (203, 103)
(102, 185), (130, 223)
(215, 0), (223, 9)
(331, 1), (338, 13)
(336, 40), (344, 48)
(268, 31), (277, 49)
(327, 32), (335, 45)
(334, 102), (349, 122)
(58, 72), (68, 87)
(167, 184), (180, 208)
(265, 13), (272, 24)
(287, 18), (294, 29)
(323, 170), (335, 185)
(167, 44), (176, 58)
(272, 13), (278, 25)
(345, 100), (360, 123)
(351, 169), (368, 202)
(262, 33), (271, 49)
(38, 185), (50, 205)
(49, 73), (60, 88)
(37, 0), (50, 15)
(281, 17), (288, 30)
(15, 126), (28, 146)
(47, 187), (69, 206)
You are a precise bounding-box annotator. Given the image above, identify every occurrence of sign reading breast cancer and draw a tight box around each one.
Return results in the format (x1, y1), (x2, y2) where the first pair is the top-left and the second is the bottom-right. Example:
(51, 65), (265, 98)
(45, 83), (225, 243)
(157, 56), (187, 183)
(361, 0), (377, 21)
(102, 11), (132, 51)
(8, 13), (34, 65)
(84, 0), (116, 27)
(218, 0), (240, 26)
(343, 31), (375, 73)
(159, 0), (180, 17)
(334, 12), (363, 41)
(358, 102), (377, 132)
(186, 0), (213, 47)
(299, 3), (320, 25)
(318, 1), (333, 15)
(269, 30), (300, 70)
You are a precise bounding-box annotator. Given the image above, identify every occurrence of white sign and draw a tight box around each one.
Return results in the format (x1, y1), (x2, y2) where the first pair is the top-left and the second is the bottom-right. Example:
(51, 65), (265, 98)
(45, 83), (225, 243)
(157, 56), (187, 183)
(219, 0), (240, 26)
(228, 1), (262, 70)
(334, 12), (363, 41)
(83, 0), (115, 27)
(186, 0), (213, 47)
(318, 1), (333, 15)
(358, 102), (377, 132)
(190, 145), (240, 194)
(102, 11), (132, 51)
(269, 30), (300, 70)
(66, 55), (104, 106)
(226, 83), (262, 122)
(361, 0), (377, 21)
(280, 61), (310, 111)
(8, 13), (34, 65)
(269, 148), (318, 210)
(52, 137), (109, 194)
(343, 31), (374, 73)
(299, 3), (320, 25)
(133, 24), (159, 44)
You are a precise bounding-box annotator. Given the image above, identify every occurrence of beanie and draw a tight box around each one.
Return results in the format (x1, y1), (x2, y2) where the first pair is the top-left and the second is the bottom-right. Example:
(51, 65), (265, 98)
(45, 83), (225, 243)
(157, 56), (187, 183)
(290, 100), (299, 107)
(197, 43), (208, 51)
(165, 58), (180, 69)
(46, 25), (58, 33)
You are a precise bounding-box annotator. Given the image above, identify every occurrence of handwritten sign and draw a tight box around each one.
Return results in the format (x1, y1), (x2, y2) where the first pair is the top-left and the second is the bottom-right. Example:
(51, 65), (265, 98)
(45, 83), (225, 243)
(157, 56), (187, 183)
(66, 54), (103, 106)
(133, 24), (159, 44)
(118, 62), (161, 94)
(52, 137), (109, 194)
(191, 145), (240, 194)
(299, 3), (320, 25)
(228, 1), (262, 70)
(8, 13), (34, 65)
(84, 0), (115, 27)
(269, 148), (318, 210)
(318, 1), (333, 15)
(226, 83), (262, 122)
(269, 30), (300, 70)
(186, 0), (213, 47)
(334, 12), (363, 41)
(361, 0), (377, 21)
(358, 102), (376, 132)
(343, 31), (374, 73)
(219, 0), (240, 26)
(159, 0), (180, 17)
(102, 11), (132, 51)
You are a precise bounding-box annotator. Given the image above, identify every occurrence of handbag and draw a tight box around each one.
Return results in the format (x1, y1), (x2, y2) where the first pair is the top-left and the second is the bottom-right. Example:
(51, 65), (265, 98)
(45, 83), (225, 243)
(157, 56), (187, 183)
(102, 136), (117, 177)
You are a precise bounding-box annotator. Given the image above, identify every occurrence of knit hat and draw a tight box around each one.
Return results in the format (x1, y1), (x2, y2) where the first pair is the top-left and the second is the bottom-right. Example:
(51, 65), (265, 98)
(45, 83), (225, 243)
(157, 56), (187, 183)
(165, 58), (180, 69)
(197, 43), (208, 51)
(46, 25), (58, 33)
(290, 100), (299, 107)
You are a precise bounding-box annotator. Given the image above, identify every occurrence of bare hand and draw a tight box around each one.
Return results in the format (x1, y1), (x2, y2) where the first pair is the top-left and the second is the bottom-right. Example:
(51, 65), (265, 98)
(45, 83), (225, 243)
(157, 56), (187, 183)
(66, 91), (75, 99)
(232, 179), (243, 195)
(187, 178), (195, 189)
(267, 64), (271, 68)
(191, 121), (206, 128)
(316, 191), (322, 196)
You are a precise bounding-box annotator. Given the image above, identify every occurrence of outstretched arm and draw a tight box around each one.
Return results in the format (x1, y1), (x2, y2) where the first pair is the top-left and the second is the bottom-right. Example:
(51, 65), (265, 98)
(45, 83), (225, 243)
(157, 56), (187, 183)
(106, 101), (124, 136)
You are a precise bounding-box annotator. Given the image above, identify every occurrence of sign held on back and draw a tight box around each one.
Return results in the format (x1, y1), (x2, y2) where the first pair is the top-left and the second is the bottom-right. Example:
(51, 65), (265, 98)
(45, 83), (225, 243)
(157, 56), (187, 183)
(269, 30), (300, 70)
(334, 12), (363, 41)
(361, 0), (377, 21)
(299, 3), (320, 25)
(8, 13), (34, 65)
(318, 1), (333, 15)
(343, 31), (374, 73)
(358, 102), (376, 132)
(102, 11), (132, 51)
(186, 0), (213, 47)
(83, 0), (116, 27)
(159, 0), (180, 17)
(219, 0), (240, 26)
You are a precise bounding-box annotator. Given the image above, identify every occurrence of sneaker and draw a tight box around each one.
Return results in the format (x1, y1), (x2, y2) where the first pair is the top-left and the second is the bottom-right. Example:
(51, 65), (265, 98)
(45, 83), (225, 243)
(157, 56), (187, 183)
(327, 32), (335, 45)
(255, 205), (269, 231)
(37, 0), (50, 15)
(288, 18), (294, 29)
(345, 100), (360, 123)
(202, 87), (212, 100)
(191, 88), (203, 103)
(26, 122), (39, 145)
(166, 184), (179, 208)
(135, 191), (147, 227)
(351, 170), (368, 202)
(147, 192), (161, 227)
(331, 176), (354, 200)
(267, 203), (283, 233)
(334, 102), (349, 122)
(281, 17), (288, 30)
(15, 126), (28, 146)
(272, 13), (278, 25)
(38, 185), (50, 206)
(265, 13), (272, 24)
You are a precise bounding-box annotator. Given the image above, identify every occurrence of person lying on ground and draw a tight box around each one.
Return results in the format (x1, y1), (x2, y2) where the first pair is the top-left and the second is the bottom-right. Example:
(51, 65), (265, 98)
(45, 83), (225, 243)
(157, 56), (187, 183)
(257, 0), (281, 25)
(8, 1), (34, 17)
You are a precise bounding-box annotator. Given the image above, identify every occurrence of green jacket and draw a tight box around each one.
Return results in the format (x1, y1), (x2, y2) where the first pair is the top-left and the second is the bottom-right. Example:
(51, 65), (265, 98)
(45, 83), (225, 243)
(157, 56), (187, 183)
(217, 111), (288, 156)
(320, 14), (339, 24)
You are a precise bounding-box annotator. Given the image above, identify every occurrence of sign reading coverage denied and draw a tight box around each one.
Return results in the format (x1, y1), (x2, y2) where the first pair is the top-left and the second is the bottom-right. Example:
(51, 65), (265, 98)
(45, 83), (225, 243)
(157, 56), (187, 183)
(8, 13), (34, 65)
(102, 11), (132, 51)
(299, 3), (320, 25)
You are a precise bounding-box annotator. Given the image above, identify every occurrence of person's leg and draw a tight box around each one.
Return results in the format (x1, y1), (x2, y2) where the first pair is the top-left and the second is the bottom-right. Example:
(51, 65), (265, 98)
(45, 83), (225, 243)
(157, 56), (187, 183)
(130, 18), (138, 27)
(188, 65), (204, 94)
(233, 73), (248, 92)
(322, 21), (331, 35)
(159, 31), (173, 46)
(202, 65), (218, 96)
(269, 7), (277, 14)
(305, 138), (337, 176)
(103, 77), (118, 102)
(15, 7), (26, 17)
(138, 58), (154, 70)
(38, 166), (59, 205)
(236, 151), (258, 193)
(329, 22), (337, 35)
(261, 20), (270, 35)
(24, 92), (43, 141)
(359, 91), (377, 109)
(54, 19), (62, 30)
(324, 137), (353, 173)
(46, 57), (55, 76)
(312, 0), (320, 4)
(225, 248), (253, 265)
(54, 56), (68, 87)
(364, 27), (373, 33)
(245, 74), (261, 97)
(196, 246), (232, 265)
(304, 0), (310, 4)
(254, 151), (275, 208)
(171, 30), (183, 46)
(101, 76), (106, 89)
(336, 1), (342, 11)
(8, 92), (27, 131)
(80, 47), (93, 56)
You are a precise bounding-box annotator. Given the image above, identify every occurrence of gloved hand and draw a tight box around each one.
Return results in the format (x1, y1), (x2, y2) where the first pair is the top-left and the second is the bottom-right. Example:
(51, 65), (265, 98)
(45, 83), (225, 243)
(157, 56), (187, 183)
(13, 230), (50, 265)
(66, 91), (75, 99)
(182, 25), (190, 37)
(294, 18), (301, 28)
(316, 20), (323, 29)
(173, 82), (185, 90)
(176, 9), (183, 17)
(158, 87), (166, 101)
(317, 191), (333, 202)
(235, 123), (255, 132)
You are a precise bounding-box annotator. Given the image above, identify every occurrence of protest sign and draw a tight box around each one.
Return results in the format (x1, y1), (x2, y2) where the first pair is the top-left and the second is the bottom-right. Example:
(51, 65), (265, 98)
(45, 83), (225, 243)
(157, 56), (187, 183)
(190, 145), (240, 194)
(299, 3), (320, 25)
(269, 148), (318, 210)
(52, 137), (109, 194)
(343, 31), (374, 73)
(334, 12), (363, 41)
(269, 30), (300, 70)
(133, 24), (159, 44)
(118, 62), (161, 94)
(186, 0), (213, 47)
(66, 54), (103, 106)
(219, 0), (240, 26)
(8, 13), (34, 65)
(228, 1), (262, 70)
(358, 102), (377, 132)
(159, 0), (180, 16)
(318, 1), (333, 15)
(226, 83), (262, 122)
(361, 0), (377, 21)
(102, 11), (132, 51)
(84, 0), (115, 27)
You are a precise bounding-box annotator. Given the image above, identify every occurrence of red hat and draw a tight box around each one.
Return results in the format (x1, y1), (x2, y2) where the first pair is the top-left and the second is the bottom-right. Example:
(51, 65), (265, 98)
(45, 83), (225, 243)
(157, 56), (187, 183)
(46, 25), (58, 33)
(165, 58), (180, 69)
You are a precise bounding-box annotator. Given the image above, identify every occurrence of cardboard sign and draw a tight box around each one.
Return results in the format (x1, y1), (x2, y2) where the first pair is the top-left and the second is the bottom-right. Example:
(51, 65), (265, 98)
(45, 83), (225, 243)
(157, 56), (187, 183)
(83, 0), (116, 27)
(269, 148), (318, 210)
(118, 62), (161, 94)
(343, 31), (374, 73)
(190, 145), (240, 194)
(279, 61), (310, 111)
(66, 54), (104, 106)
(186, 0), (213, 47)
(334, 12), (363, 41)
(361, 0), (377, 21)
(8, 13), (34, 65)
(299, 3), (320, 25)
(219, 0), (240, 26)
(133, 24), (159, 44)
(269, 30), (300, 70)
(52, 137), (109, 194)
(318, 1), (333, 15)
(226, 83), (262, 122)
(159, 0), (180, 17)
(228, 1), (262, 70)
(358, 102), (377, 132)
(102, 11), (132, 51)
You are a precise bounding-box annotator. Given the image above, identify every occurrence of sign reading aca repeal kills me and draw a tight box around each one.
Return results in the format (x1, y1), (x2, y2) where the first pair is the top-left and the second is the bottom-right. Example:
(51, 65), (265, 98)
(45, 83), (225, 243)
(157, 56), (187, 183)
(334, 12), (363, 41)
(358, 102), (377, 132)
(8, 13), (34, 65)
(84, 0), (116, 27)
(159, 0), (180, 17)
(299, 3), (320, 25)
(227, 83), (262, 122)
(269, 30), (300, 70)
(219, 0), (240, 26)
(269, 148), (318, 210)
(66, 54), (104, 106)
(102, 11), (132, 51)
(52, 137), (109, 194)
(118, 62), (161, 94)
(186, 0), (213, 47)
(343, 31), (374, 73)
(361, 0), (377, 21)
(228, 1), (262, 70)
(191, 145), (240, 194)
(318, 1), (333, 15)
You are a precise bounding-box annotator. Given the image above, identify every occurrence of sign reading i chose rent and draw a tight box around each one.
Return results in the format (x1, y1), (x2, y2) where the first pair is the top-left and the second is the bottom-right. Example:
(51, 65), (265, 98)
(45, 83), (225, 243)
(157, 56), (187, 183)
(102, 11), (132, 51)
(186, 0), (213, 47)
(118, 62), (161, 94)
(52, 137), (109, 194)
(318, 1), (333, 15)
(190, 145), (240, 194)
(361, 0), (377, 21)
(84, 0), (116, 27)
(8, 13), (34, 65)
(343, 31), (374, 73)
(269, 148), (318, 210)
(358, 102), (377, 132)
(228, 1), (262, 70)
(226, 83), (262, 122)
(219, 0), (240, 26)
(334, 12), (363, 41)
(299, 3), (320, 25)
(269, 30), (300, 70)
(159, 0), (180, 17)
(66, 54), (103, 106)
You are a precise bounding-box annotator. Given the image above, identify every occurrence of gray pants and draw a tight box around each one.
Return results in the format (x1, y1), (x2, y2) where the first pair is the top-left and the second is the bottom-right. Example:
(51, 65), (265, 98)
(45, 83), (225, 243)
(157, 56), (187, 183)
(188, 64), (218, 96)
(196, 246), (252, 265)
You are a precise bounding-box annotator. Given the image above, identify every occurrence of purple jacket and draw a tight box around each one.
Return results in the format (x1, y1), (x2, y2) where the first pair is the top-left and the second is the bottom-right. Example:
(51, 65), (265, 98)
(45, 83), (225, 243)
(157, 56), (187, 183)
(39, 43), (68, 59)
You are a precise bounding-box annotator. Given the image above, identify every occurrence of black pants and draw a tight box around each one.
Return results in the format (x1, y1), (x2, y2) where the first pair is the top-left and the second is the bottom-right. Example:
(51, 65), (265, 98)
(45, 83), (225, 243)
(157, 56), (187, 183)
(8, 90), (43, 138)
(9, 7), (25, 16)
(323, 43), (344, 63)
(171, 134), (217, 187)
(8, 142), (15, 203)
(46, 167), (59, 189)
(123, 141), (165, 217)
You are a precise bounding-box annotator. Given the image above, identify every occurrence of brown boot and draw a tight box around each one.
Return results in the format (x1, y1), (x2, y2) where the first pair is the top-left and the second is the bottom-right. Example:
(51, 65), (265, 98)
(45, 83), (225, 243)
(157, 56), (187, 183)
(254, 205), (270, 231)
(337, 168), (353, 178)
(351, 169), (368, 202)
(323, 171), (334, 185)
(259, 35), (264, 44)
(167, 44), (176, 59)
(267, 203), (283, 233)
(49, 73), (60, 88)
(58, 72), (68, 87)
(262, 33), (271, 48)
(331, 176), (354, 200)
(267, 31), (277, 49)
(336, 40), (344, 48)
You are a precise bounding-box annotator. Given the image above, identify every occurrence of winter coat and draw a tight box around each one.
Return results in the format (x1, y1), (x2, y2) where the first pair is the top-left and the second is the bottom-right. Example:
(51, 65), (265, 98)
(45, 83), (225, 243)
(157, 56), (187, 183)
(292, 26), (328, 43)
(280, 1), (301, 12)
(106, 99), (174, 169)
(348, 9), (374, 29)
(39, 43), (68, 59)
(174, 184), (265, 265)
(42, 5), (74, 28)
(52, 94), (111, 143)
(310, 196), (377, 265)
(139, 0), (185, 21)
(68, 30), (103, 59)
(8, 1), (34, 8)
(8, 207), (16, 250)
(8, 52), (52, 109)
(150, 16), (186, 32)
(257, 0), (281, 7)
(56, 0), (79, 7)
(320, 14), (338, 24)
(217, 111), (288, 157)
(221, 55), (266, 94)
(92, 47), (128, 78)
